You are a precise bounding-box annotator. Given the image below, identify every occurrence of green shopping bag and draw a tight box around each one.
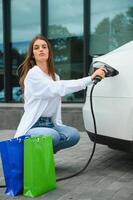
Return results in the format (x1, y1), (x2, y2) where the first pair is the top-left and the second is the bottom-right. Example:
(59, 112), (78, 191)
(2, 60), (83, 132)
(23, 136), (56, 197)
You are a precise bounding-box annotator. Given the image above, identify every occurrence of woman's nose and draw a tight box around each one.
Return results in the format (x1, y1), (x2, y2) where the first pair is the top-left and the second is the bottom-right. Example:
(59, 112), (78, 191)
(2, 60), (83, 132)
(39, 47), (43, 51)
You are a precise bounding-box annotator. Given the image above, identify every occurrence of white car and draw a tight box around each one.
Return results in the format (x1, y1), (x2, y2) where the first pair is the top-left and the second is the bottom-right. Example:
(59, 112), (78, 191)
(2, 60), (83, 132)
(83, 40), (133, 152)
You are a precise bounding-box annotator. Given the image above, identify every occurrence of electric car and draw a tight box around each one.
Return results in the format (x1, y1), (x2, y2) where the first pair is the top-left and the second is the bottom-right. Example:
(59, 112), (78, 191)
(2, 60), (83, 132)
(83, 40), (133, 152)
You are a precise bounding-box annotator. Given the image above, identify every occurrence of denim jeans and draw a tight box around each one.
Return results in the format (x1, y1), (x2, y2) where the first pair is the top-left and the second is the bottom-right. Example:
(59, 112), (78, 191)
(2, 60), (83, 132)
(26, 117), (80, 152)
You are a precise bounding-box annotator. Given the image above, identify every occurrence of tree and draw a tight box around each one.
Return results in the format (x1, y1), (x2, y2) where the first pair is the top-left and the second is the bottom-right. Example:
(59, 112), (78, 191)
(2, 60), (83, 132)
(90, 18), (110, 54)
(91, 6), (133, 55)
(48, 24), (73, 39)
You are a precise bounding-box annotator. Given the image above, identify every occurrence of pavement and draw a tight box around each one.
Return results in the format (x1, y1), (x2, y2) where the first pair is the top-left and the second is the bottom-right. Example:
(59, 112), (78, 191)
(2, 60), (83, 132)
(0, 130), (133, 200)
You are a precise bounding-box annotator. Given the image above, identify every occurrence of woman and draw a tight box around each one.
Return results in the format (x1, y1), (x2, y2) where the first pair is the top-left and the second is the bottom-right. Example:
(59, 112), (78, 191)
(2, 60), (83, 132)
(14, 34), (106, 152)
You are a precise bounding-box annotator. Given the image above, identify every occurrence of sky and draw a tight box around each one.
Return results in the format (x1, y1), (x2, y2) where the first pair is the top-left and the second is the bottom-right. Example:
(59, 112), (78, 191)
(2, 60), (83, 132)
(0, 0), (132, 42)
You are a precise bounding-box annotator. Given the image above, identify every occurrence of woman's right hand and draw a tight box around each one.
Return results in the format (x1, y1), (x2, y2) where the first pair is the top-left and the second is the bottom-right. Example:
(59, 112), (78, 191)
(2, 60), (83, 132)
(91, 67), (107, 81)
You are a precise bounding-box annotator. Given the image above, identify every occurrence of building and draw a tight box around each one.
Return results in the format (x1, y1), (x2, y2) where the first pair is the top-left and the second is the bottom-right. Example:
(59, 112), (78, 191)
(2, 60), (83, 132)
(0, 0), (133, 103)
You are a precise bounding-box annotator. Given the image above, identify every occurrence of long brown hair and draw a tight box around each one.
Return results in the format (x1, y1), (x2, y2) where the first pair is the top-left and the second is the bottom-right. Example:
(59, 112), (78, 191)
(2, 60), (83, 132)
(19, 34), (56, 88)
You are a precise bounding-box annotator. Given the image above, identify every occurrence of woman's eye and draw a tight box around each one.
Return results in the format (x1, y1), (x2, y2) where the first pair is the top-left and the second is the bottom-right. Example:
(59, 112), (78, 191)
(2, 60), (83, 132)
(33, 45), (47, 50)
(34, 46), (39, 50)
(42, 45), (46, 49)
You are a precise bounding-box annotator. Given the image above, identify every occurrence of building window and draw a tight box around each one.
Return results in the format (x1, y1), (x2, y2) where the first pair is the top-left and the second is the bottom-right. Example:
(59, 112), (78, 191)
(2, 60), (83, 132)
(48, 0), (84, 102)
(0, 0), (4, 102)
(11, 0), (40, 102)
(90, 0), (133, 56)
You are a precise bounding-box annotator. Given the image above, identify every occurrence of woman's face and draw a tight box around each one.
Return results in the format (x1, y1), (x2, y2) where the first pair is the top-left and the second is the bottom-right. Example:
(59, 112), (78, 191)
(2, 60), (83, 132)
(33, 39), (49, 63)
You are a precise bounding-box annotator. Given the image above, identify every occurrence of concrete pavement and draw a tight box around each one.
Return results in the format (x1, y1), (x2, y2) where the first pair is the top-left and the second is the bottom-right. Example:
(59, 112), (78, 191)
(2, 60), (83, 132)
(0, 130), (133, 200)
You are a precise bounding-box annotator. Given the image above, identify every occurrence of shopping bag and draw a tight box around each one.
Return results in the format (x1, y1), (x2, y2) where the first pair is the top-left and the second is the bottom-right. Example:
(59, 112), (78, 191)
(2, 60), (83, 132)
(0, 135), (30, 196)
(23, 136), (56, 197)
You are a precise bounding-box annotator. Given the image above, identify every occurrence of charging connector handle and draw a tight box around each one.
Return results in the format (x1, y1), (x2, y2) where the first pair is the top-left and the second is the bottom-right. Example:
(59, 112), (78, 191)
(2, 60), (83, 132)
(93, 75), (102, 85)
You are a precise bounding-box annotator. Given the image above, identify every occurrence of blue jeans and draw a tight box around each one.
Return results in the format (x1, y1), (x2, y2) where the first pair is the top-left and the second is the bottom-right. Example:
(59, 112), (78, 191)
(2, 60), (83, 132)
(26, 117), (80, 152)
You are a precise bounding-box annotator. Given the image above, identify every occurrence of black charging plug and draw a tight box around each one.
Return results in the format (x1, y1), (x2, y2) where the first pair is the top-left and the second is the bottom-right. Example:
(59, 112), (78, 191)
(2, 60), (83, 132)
(93, 75), (103, 85)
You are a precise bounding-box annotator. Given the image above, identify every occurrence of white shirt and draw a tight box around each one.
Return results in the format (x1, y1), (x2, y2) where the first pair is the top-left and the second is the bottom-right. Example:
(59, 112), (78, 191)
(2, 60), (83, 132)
(14, 65), (92, 138)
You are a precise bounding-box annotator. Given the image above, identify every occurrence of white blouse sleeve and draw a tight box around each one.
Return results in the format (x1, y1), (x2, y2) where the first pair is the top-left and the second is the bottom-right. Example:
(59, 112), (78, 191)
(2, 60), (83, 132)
(25, 70), (92, 99)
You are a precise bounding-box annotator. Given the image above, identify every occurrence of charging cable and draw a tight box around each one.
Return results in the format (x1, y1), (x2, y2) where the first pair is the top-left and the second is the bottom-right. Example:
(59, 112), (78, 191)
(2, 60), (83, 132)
(56, 79), (99, 181)
(0, 185), (5, 188)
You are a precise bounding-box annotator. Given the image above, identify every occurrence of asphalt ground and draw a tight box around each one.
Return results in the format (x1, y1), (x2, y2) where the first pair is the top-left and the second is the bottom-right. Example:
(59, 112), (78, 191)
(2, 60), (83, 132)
(0, 130), (133, 200)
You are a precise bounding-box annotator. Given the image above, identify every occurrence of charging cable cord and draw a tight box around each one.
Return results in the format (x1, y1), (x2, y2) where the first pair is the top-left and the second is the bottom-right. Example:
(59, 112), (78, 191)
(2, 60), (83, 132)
(56, 81), (98, 181)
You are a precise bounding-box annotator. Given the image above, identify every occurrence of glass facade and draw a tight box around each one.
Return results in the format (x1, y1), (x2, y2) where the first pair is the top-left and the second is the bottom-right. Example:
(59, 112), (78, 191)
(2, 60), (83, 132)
(0, 0), (133, 102)
(90, 0), (133, 55)
(11, 0), (40, 102)
(48, 0), (84, 102)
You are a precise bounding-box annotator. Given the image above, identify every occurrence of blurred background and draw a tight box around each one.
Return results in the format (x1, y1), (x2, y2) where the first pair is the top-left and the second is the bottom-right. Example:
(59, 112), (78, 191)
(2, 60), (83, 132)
(0, 0), (133, 103)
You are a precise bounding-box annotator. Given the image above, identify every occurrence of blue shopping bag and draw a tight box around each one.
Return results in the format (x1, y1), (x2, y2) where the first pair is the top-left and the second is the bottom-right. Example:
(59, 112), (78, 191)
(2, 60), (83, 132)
(0, 135), (30, 196)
